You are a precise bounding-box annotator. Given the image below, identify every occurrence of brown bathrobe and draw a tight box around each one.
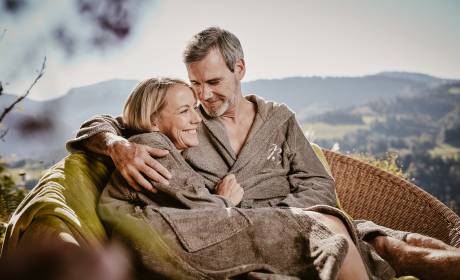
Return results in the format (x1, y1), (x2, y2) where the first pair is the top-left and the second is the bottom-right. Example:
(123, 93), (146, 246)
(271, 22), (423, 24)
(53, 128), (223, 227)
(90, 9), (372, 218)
(69, 95), (407, 279)
(100, 132), (354, 279)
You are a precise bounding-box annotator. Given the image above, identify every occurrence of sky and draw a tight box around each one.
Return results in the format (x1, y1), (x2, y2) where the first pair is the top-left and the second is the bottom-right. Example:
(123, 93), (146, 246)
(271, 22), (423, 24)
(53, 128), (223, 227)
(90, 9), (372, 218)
(1, 0), (459, 101)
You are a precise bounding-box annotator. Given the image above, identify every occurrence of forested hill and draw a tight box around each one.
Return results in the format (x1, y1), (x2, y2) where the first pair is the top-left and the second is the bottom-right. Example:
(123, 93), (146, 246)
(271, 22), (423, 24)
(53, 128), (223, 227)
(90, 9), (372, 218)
(242, 71), (454, 119)
(306, 83), (460, 212)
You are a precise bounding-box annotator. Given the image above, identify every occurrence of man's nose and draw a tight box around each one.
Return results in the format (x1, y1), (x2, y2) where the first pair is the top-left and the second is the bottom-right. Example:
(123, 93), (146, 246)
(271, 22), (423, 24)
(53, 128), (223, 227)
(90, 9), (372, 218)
(200, 84), (213, 100)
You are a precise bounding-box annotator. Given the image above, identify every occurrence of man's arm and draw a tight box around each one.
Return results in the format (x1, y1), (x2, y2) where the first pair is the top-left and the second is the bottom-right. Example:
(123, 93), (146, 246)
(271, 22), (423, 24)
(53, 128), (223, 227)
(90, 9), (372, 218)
(66, 115), (171, 191)
(276, 117), (337, 208)
(66, 115), (126, 153)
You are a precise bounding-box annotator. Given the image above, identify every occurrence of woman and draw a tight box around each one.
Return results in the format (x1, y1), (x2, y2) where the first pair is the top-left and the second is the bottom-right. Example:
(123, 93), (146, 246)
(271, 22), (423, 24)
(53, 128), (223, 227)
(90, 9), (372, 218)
(99, 78), (381, 280)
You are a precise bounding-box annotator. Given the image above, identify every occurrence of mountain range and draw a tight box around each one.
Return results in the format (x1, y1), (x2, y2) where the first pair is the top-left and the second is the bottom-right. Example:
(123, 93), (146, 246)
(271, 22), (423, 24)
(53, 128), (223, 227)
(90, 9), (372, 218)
(0, 71), (457, 163)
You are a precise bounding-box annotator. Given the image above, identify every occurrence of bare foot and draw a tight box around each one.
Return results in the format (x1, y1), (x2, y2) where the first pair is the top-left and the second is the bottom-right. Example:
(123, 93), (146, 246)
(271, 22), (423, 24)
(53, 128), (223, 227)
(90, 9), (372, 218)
(368, 236), (460, 280)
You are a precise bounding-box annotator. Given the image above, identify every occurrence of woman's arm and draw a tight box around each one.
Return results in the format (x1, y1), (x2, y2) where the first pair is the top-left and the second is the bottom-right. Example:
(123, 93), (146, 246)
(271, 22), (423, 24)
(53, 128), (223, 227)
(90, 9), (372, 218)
(127, 133), (235, 209)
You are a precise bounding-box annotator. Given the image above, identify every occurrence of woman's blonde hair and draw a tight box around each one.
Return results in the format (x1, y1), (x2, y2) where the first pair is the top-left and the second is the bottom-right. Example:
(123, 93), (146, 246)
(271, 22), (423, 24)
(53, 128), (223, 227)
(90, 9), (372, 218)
(123, 77), (190, 132)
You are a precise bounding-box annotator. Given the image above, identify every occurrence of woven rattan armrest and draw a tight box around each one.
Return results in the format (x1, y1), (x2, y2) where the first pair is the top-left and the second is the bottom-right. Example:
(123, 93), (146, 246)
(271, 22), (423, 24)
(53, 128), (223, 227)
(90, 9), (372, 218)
(323, 149), (460, 248)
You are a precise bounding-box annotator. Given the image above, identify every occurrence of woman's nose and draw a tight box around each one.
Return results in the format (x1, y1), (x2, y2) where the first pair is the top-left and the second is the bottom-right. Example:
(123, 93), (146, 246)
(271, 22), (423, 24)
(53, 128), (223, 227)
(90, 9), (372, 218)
(192, 108), (202, 123)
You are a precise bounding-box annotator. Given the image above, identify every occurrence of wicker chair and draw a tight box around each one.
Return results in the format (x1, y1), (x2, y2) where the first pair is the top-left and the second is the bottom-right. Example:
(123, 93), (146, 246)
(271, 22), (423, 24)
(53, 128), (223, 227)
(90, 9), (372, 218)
(323, 149), (460, 248)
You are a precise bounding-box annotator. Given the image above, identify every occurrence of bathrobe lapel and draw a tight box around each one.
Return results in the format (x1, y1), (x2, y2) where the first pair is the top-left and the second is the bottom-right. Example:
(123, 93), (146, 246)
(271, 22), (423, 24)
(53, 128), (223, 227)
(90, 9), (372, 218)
(199, 95), (293, 174)
(229, 96), (293, 175)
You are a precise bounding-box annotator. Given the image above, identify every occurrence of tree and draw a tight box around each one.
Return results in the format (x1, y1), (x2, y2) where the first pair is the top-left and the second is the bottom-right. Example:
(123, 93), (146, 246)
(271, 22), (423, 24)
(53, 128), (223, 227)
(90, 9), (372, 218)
(0, 57), (46, 140)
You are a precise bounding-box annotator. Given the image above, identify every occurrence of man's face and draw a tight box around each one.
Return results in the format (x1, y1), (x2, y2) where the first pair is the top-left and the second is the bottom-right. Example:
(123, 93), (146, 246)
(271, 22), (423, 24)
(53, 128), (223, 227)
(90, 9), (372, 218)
(187, 48), (245, 117)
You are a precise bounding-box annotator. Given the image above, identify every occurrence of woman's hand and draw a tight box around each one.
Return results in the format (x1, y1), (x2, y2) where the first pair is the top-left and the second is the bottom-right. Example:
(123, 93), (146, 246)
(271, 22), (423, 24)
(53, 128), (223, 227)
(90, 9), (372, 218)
(215, 174), (244, 206)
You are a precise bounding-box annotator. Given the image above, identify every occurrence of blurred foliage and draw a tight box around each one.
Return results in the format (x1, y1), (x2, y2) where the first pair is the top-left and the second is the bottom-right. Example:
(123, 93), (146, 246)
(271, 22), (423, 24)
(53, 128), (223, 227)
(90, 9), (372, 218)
(1, 0), (147, 57)
(0, 162), (28, 223)
(352, 152), (409, 180)
(0, 221), (5, 249)
(0, 161), (29, 248)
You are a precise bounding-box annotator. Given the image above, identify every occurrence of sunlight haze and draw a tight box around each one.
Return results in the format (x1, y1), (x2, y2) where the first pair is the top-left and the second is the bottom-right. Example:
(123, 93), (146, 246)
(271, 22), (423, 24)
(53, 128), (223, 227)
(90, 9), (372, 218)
(0, 0), (459, 100)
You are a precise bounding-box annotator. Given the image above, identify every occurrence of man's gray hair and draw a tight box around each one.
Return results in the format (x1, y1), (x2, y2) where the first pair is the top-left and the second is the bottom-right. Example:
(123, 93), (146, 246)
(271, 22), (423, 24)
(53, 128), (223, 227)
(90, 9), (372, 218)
(183, 27), (244, 72)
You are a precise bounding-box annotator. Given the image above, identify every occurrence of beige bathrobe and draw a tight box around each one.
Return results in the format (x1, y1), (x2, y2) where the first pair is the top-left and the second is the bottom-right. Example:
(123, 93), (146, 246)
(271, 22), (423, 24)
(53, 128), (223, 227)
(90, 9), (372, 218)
(69, 95), (407, 279)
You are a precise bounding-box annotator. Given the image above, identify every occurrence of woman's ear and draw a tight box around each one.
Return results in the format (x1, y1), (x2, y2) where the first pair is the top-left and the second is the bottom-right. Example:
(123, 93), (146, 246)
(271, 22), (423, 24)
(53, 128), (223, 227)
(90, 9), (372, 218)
(150, 116), (161, 132)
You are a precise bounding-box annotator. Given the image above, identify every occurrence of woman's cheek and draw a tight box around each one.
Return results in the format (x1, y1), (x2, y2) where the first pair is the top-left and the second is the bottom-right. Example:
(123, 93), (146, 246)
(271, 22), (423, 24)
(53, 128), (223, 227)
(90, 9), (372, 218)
(175, 129), (188, 149)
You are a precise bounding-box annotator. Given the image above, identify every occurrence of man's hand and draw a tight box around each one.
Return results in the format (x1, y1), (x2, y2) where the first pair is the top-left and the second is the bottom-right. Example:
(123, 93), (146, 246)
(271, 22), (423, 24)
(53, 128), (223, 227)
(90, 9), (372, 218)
(215, 174), (244, 206)
(107, 138), (172, 192)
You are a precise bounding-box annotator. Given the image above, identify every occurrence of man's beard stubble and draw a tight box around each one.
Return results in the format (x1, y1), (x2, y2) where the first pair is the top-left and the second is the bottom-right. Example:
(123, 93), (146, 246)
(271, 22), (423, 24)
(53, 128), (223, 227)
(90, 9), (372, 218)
(202, 94), (236, 118)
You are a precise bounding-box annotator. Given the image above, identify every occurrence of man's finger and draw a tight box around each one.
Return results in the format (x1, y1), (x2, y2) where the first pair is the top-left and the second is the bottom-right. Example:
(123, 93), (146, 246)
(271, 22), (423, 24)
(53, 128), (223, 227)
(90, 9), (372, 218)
(142, 165), (170, 186)
(129, 167), (156, 192)
(121, 171), (142, 192)
(145, 156), (172, 180)
(147, 146), (169, 157)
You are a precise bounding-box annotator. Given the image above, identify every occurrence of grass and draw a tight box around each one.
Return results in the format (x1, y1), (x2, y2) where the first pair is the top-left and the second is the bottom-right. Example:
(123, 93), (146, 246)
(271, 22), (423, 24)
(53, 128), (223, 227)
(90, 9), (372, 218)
(428, 143), (460, 159)
(5, 166), (45, 186)
(302, 122), (370, 140)
(2, 159), (48, 183)
(448, 86), (460, 95)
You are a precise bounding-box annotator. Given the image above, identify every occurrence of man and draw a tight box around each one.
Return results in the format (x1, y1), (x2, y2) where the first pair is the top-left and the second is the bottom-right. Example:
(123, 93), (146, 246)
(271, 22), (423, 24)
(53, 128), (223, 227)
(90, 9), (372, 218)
(67, 27), (460, 279)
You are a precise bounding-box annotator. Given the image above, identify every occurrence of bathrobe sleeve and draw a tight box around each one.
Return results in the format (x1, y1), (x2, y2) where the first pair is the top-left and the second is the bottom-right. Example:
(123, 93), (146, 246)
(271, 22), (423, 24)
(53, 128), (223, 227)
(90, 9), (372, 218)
(66, 114), (128, 153)
(276, 117), (338, 208)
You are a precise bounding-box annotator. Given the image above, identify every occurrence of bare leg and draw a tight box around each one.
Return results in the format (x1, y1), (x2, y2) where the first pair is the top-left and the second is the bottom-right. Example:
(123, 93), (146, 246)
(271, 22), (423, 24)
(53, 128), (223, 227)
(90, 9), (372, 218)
(405, 233), (457, 251)
(307, 212), (369, 280)
(369, 235), (460, 280)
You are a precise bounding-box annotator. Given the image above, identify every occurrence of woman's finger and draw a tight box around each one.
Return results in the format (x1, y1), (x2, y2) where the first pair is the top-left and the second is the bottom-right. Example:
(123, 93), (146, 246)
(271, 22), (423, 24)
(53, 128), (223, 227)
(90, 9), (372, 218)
(223, 174), (236, 184)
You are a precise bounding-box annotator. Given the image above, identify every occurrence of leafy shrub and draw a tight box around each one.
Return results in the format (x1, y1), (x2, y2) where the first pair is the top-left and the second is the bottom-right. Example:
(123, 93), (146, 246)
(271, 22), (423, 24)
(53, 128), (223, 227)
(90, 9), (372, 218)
(352, 152), (409, 180)
(0, 164), (28, 223)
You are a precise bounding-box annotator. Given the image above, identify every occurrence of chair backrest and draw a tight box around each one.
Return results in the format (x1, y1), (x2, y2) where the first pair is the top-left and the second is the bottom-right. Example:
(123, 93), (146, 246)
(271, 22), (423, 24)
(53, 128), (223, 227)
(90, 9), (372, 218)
(323, 149), (460, 248)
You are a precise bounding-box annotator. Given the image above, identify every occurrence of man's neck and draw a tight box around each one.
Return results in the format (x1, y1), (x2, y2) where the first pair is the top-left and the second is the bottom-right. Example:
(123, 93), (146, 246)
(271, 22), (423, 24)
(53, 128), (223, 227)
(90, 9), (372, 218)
(218, 94), (257, 155)
(219, 95), (253, 124)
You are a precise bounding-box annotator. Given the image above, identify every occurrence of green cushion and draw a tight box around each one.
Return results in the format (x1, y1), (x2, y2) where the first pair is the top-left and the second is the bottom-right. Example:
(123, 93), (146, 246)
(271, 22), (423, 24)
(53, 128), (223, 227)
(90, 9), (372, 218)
(1, 153), (113, 256)
(310, 143), (346, 212)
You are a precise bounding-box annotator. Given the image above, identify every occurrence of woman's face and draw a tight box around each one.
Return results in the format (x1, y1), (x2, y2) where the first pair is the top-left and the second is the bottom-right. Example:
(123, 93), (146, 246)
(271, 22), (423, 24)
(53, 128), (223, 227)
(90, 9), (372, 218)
(153, 85), (202, 150)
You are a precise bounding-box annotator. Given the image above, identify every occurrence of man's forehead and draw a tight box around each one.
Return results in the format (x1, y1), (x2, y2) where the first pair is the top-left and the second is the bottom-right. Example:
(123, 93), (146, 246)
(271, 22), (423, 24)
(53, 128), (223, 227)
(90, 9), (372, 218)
(187, 49), (227, 75)
(187, 64), (226, 82)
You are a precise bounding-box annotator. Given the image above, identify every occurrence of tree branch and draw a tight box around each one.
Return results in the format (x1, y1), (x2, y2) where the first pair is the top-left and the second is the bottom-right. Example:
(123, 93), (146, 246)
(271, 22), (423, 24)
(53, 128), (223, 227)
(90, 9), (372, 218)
(0, 57), (47, 123)
(0, 128), (9, 141)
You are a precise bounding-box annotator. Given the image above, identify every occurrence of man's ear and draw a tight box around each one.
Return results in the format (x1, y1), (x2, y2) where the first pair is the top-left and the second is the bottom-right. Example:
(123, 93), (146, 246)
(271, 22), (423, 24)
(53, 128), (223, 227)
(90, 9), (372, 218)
(234, 58), (246, 80)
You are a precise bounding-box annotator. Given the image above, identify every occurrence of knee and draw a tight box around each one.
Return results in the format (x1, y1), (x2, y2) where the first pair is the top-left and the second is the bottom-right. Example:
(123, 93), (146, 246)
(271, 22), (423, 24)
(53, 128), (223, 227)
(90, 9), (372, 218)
(306, 212), (350, 237)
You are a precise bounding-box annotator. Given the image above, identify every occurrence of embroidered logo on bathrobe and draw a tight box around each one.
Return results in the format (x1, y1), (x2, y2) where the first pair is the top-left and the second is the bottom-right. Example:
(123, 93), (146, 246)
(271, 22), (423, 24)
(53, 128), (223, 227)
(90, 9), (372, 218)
(267, 144), (282, 165)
